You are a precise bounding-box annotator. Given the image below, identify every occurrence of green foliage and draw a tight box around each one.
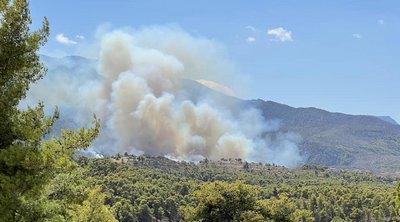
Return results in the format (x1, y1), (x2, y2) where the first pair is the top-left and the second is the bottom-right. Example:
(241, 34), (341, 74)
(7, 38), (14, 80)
(85, 156), (400, 222)
(181, 181), (267, 221)
(258, 194), (296, 222)
(180, 180), (314, 221)
(0, 1), (55, 219)
(0, 1), (115, 221)
(73, 186), (117, 222)
(0, 0), (49, 148)
(291, 209), (315, 222)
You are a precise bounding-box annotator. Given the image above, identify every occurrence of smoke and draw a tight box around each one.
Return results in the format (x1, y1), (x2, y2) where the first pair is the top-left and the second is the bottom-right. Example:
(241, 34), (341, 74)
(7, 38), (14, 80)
(24, 26), (302, 167)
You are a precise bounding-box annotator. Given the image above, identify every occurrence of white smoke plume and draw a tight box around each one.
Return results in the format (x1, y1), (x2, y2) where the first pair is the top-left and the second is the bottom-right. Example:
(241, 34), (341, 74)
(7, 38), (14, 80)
(24, 26), (302, 167)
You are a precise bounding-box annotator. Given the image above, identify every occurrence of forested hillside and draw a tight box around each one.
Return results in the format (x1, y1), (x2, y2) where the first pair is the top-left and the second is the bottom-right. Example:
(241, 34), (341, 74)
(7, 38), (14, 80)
(80, 155), (400, 221)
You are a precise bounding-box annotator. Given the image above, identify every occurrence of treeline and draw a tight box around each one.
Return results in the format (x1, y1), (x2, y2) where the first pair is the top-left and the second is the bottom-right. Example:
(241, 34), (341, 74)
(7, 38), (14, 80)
(79, 155), (400, 221)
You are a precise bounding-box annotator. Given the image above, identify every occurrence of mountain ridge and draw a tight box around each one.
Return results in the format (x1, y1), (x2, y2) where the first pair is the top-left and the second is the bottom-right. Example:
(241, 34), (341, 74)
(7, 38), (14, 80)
(244, 98), (400, 174)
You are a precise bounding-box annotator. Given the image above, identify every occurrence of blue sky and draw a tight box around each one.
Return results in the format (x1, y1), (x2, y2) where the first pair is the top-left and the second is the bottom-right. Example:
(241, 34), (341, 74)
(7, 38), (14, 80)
(30, 0), (400, 122)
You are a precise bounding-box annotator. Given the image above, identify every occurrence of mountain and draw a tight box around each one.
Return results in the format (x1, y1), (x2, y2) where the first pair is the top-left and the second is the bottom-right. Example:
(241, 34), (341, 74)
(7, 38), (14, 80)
(40, 55), (99, 80)
(40, 55), (400, 175)
(245, 99), (400, 174)
(377, 116), (399, 125)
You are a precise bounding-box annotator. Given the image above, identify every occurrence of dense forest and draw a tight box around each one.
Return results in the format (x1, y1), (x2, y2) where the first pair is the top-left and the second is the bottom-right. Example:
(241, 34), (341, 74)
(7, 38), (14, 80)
(80, 155), (400, 222)
(1, 1), (400, 221)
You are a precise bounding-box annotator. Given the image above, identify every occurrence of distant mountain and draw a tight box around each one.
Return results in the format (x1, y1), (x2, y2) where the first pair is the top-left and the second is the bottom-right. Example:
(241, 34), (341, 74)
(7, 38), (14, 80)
(41, 55), (400, 175)
(40, 55), (98, 79)
(244, 99), (400, 175)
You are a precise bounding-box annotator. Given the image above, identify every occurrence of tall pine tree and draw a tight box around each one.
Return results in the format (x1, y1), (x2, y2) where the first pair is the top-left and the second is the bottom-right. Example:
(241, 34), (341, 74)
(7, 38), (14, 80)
(0, 1), (116, 221)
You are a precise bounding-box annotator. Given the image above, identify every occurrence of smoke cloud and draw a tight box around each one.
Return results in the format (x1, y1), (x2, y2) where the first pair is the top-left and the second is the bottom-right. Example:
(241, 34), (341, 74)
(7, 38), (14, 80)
(24, 26), (302, 167)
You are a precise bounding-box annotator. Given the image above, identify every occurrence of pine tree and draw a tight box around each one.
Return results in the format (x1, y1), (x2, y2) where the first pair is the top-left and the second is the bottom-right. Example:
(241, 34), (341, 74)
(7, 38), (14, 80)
(0, 0), (49, 148)
(0, 1), (114, 221)
(73, 186), (117, 222)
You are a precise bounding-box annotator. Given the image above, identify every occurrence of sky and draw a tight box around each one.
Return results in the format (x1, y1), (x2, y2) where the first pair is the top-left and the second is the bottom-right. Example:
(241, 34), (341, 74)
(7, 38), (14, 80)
(30, 0), (400, 122)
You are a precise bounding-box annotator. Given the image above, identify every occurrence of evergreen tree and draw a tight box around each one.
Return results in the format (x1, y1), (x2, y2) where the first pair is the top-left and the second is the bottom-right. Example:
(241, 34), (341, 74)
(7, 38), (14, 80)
(73, 186), (117, 222)
(181, 181), (263, 221)
(0, 1), (115, 221)
(0, 0), (49, 148)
